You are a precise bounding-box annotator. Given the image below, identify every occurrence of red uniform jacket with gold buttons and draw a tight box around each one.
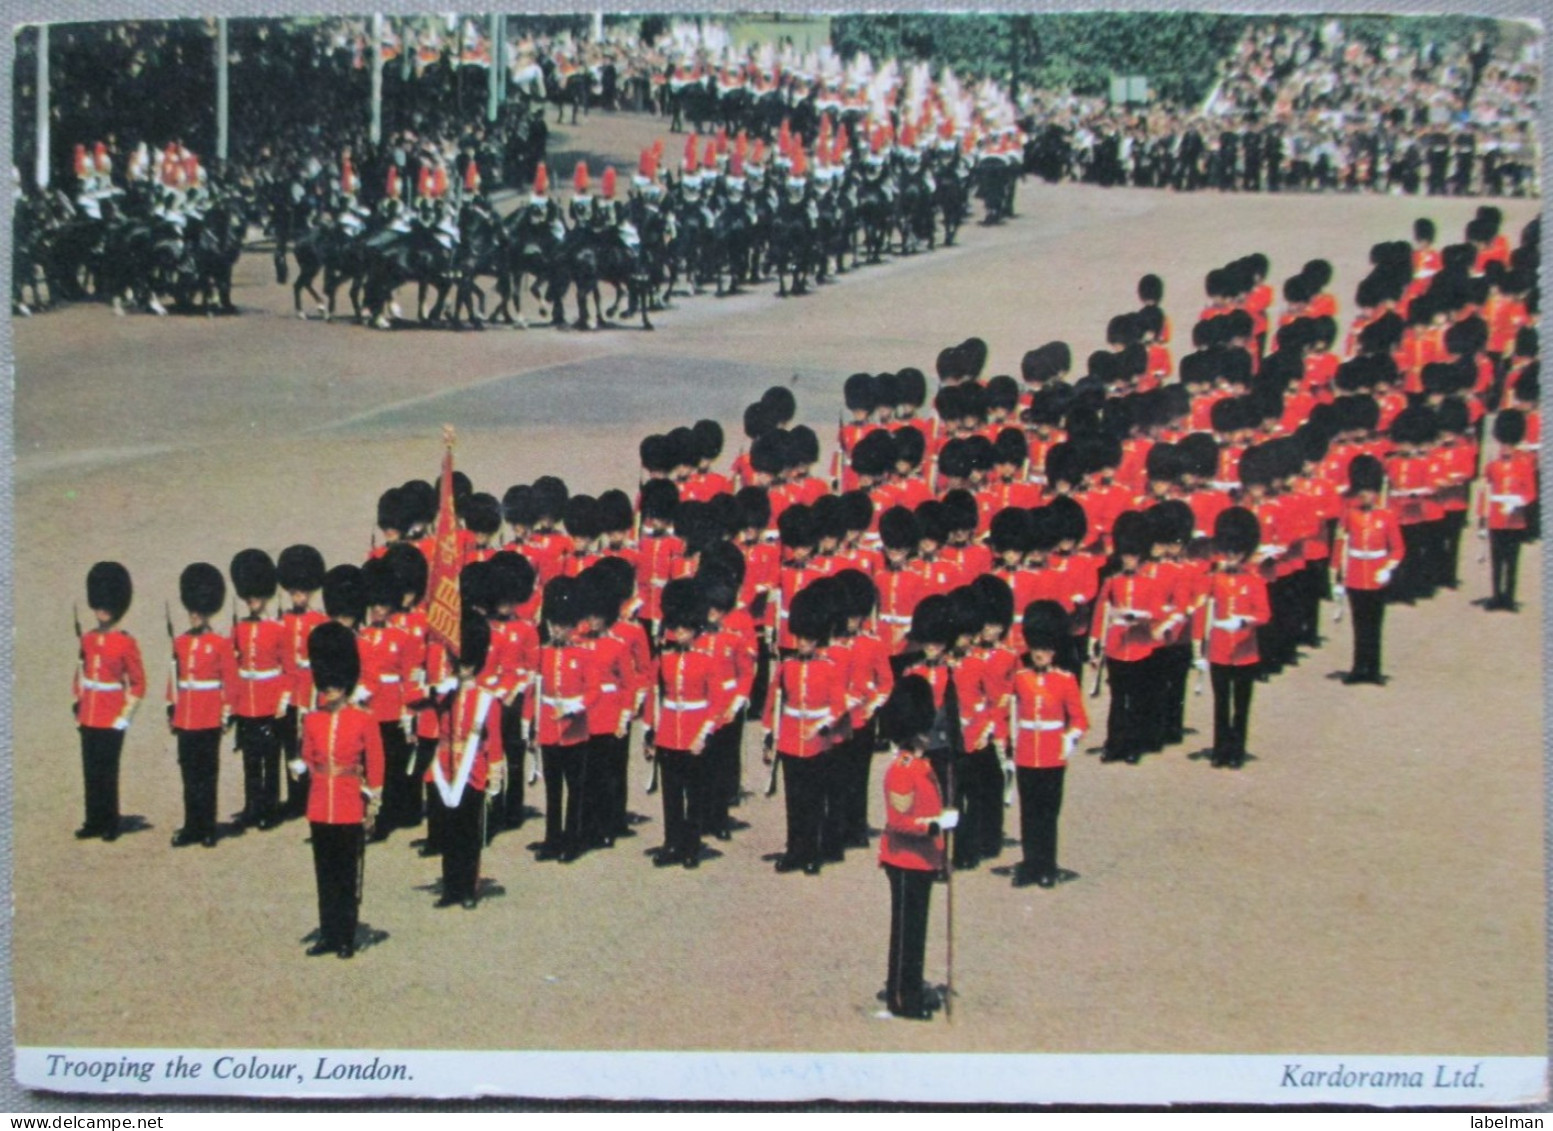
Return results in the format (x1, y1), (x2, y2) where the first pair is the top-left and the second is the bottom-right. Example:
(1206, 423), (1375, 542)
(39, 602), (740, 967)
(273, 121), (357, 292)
(302, 704), (385, 824)
(650, 645), (717, 752)
(280, 607), (328, 713)
(1335, 504), (1406, 590)
(168, 629), (238, 731)
(357, 622), (416, 723)
(875, 564), (925, 653)
(430, 684), (504, 796)
(229, 616), (289, 718)
(75, 628), (147, 728)
(1009, 665), (1088, 769)
(1092, 571), (1170, 662)
(763, 654), (847, 758)
(637, 532), (685, 623)
(532, 642), (591, 747)
(1193, 567), (1271, 666)
(879, 751), (945, 871)
(1481, 452), (1538, 532)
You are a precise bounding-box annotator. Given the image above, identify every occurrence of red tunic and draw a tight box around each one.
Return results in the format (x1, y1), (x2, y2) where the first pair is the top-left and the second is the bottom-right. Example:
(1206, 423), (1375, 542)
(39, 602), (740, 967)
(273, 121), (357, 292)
(1009, 666), (1087, 768)
(582, 630), (633, 738)
(637, 532), (685, 622)
(280, 607), (328, 713)
(229, 617), (289, 718)
(878, 751), (946, 871)
(1335, 504), (1406, 590)
(875, 565), (925, 653)
(302, 705), (386, 824)
(358, 623), (416, 724)
(702, 614), (757, 721)
(651, 646), (717, 751)
(533, 643), (591, 747)
(1480, 453), (1538, 532)
(763, 655), (847, 757)
(1193, 568), (1270, 666)
(168, 629), (238, 730)
(1092, 571), (1169, 662)
(75, 628), (147, 728)
(431, 685), (504, 795)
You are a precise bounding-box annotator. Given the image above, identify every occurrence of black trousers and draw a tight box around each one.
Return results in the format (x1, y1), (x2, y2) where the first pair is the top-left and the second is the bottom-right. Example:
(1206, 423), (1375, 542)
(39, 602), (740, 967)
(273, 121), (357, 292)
(1441, 511), (1467, 587)
(960, 744), (1003, 864)
(277, 705), (309, 817)
(586, 732), (627, 843)
(1490, 529), (1525, 604)
(1347, 588), (1387, 679)
(498, 696), (527, 829)
(234, 716), (281, 826)
(1397, 523), (1434, 601)
(310, 822), (363, 949)
(1156, 642), (1192, 745)
(78, 725), (125, 833)
(407, 734), (436, 830)
(541, 742), (590, 851)
(658, 747), (706, 857)
(703, 715), (743, 834)
(378, 721), (414, 831)
(434, 787), (485, 902)
(176, 728), (221, 838)
(884, 863), (935, 1015)
(841, 716), (876, 841)
(781, 753), (826, 865)
(1104, 656), (1153, 759)
(1209, 664), (1256, 762)
(1016, 765), (1065, 876)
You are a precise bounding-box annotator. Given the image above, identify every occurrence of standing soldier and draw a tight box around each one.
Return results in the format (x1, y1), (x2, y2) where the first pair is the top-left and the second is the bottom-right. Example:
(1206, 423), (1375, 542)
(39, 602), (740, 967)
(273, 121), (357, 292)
(485, 552), (539, 831)
(1008, 601), (1087, 888)
(1333, 455), (1404, 685)
(877, 675), (952, 1021)
(649, 579), (719, 868)
(1479, 408), (1538, 611)
(1194, 508), (1271, 768)
(169, 563), (238, 848)
(358, 558), (418, 837)
(295, 622), (384, 959)
(74, 562), (145, 841)
(229, 549), (289, 831)
(276, 545), (328, 822)
(534, 575), (593, 863)
(429, 616), (505, 909)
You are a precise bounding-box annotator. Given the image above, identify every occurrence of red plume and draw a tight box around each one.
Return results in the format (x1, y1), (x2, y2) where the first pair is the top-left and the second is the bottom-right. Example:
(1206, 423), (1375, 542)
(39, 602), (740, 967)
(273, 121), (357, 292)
(751, 140), (766, 166)
(736, 130), (749, 161)
(386, 166), (401, 199)
(532, 162), (549, 196)
(731, 151), (745, 178)
(684, 134), (698, 170)
(792, 147), (807, 178)
(703, 145), (718, 172)
(73, 144), (88, 177)
(601, 166), (617, 199)
(573, 161), (590, 195)
(715, 127), (728, 156)
(463, 161), (480, 193)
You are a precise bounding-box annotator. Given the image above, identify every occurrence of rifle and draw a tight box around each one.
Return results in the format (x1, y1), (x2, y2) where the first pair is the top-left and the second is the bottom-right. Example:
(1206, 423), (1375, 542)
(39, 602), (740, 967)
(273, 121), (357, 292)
(764, 675), (783, 798)
(526, 653), (543, 785)
(1002, 695), (1016, 807)
(645, 623), (663, 794)
(1333, 521), (1349, 623)
(1089, 601), (1111, 698)
(165, 601), (180, 721)
(831, 413), (844, 492)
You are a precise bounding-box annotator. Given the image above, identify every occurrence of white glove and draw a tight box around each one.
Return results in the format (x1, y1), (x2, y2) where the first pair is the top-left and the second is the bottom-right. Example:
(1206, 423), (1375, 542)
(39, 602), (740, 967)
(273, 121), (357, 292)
(1062, 730), (1081, 756)
(1332, 584), (1346, 600)
(111, 716), (131, 731)
(487, 762), (507, 795)
(1477, 528), (1489, 540)
(1376, 567), (1394, 586)
(1500, 495), (1527, 509)
(1193, 656), (1209, 672)
(937, 808), (960, 831)
(435, 676), (459, 695)
(1212, 616), (1245, 632)
(1071, 593), (1086, 605)
(352, 685), (372, 704)
(287, 758), (306, 780)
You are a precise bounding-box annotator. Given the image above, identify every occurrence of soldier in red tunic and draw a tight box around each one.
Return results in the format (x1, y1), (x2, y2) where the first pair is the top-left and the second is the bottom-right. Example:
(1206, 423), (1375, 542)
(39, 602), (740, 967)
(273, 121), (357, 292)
(1333, 455), (1405, 684)
(650, 579), (719, 868)
(228, 549), (289, 831)
(1195, 508), (1272, 768)
(534, 575), (593, 862)
(276, 545), (328, 821)
(877, 675), (951, 1021)
(74, 562), (145, 841)
(1008, 601), (1087, 888)
(1479, 409), (1538, 612)
(169, 563), (239, 848)
(429, 616), (505, 908)
(296, 622), (384, 958)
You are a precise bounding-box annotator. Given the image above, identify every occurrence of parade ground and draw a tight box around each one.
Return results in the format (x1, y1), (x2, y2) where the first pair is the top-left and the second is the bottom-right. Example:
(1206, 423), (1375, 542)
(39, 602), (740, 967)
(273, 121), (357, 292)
(11, 113), (1545, 1064)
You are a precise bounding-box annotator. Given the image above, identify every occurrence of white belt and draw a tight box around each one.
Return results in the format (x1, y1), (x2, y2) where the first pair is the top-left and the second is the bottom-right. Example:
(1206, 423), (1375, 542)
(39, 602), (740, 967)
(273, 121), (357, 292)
(1017, 719), (1065, 731)
(297, 660), (311, 670)
(722, 680), (738, 690)
(880, 614), (912, 624)
(1109, 608), (1146, 619)
(177, 679), (222, 691)
(599, 682), (619, 693)
(1489, 495), (1525, 504)
(1348, 549), (1387, 560)
(376, 674), (401, 684)
(80, 678), (122, 692)
(784, 707), (830, 720)
(661, 699), (708, 711)
(541, 695), (584, 712)
(238, 668), (282, 681)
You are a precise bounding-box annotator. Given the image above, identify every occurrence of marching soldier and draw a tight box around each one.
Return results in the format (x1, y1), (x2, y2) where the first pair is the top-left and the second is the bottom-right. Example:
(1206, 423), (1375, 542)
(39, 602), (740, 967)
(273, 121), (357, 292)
(295, 622), (383, 959)
(877, 675), (952, 1021)
(1008, 601), (1087, 887)
(169, 563), (239, 848)
(429, 616), (505, 909)
(229, 549), (289, 831)
(74, 562), (145, 841)
(276, 545), (328, 821)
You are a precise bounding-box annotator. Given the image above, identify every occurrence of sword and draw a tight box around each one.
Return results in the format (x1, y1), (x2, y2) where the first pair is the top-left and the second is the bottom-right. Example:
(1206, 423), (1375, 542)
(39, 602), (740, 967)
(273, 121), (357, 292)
(526, 660), (543, 785)
(1002, 695), (1016, 807)
(764, 677), (783, 798)
(1089, 602), (1111, 698)
(1196, 593), (1214, 696)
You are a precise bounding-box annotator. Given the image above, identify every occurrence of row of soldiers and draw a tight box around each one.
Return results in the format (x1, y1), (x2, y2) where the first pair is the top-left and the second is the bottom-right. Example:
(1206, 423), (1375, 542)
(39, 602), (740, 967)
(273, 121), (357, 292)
(70, 209), (1538, 980)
